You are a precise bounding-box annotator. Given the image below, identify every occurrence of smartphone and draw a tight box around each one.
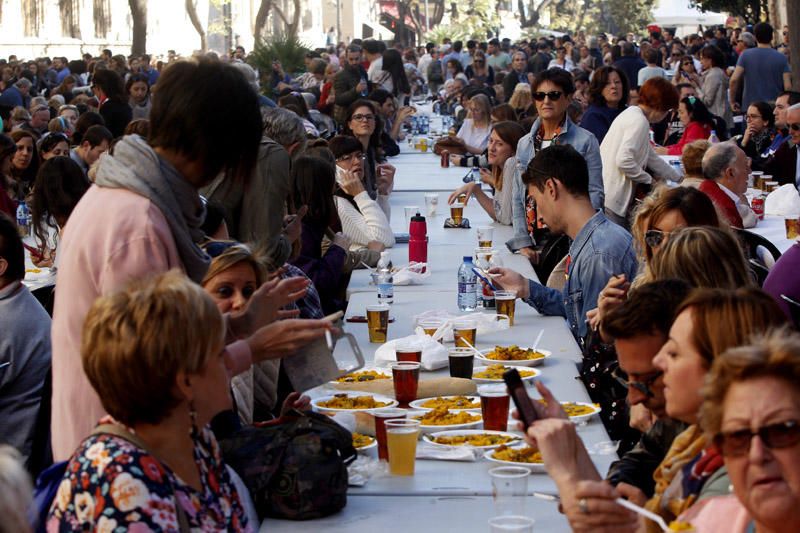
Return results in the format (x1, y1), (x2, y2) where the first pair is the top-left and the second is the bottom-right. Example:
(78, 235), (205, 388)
(503, 368), (538, 429)
(472, 267), (497, 290)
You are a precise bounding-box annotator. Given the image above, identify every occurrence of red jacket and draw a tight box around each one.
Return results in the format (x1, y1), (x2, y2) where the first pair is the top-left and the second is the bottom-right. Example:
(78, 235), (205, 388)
(666, 121), (712, 155)
(699, 179), (743, 228)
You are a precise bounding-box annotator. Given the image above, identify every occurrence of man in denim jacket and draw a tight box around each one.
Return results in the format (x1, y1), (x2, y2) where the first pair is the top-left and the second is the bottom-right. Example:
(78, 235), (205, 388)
(490, 145), (638, 342)
(505, 68), (604, 254)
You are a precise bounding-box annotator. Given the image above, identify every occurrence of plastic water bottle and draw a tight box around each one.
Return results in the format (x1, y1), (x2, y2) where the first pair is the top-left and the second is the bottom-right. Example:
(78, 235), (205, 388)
(360, 77), (368, 97)
(708, 130), (720, 144)
(376, 251), (394, 304)
(457, 256), (478, 311)
(16, 200), (30, 238)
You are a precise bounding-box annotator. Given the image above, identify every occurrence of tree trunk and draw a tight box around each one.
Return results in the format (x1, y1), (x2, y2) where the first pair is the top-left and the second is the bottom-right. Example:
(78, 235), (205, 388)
(431, 0), (445, 27)
(272, 0), (300, 39)
(396, 1), (408, 46)
(185, 0), (207, 52)
(789, 0), (800, 90)
(129, 0), (147, 55)
(254, 0), (272, 43)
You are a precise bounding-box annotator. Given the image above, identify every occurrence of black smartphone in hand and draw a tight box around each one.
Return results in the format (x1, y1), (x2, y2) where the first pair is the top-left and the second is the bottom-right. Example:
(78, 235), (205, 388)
(503, 368), (539, 429)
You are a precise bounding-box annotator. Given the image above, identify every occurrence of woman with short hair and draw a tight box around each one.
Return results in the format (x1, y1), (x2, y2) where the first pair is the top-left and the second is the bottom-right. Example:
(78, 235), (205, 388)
(47, 271), (252, 531)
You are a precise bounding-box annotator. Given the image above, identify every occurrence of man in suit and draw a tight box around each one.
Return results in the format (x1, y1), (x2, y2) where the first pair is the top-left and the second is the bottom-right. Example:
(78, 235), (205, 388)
(699, 141), (752, 228)
(766, 103), (800, 187)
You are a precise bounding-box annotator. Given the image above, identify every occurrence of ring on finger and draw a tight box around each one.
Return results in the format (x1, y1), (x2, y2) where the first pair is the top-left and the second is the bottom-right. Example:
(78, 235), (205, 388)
(578, 498), (589, 515)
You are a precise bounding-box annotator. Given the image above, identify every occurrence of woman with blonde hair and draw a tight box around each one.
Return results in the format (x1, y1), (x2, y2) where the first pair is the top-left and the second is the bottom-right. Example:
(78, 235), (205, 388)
(508, 83), (533, 118)
(680, 139), (710, 188)
(451, 93), (492, 155)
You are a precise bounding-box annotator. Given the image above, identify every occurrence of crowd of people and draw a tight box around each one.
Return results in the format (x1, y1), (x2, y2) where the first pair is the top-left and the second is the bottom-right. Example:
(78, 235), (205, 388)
(0, 19), (799, 533)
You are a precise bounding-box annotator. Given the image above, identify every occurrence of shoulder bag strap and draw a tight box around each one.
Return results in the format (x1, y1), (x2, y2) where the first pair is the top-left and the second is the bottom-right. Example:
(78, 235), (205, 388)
(92, 424), (191, 533)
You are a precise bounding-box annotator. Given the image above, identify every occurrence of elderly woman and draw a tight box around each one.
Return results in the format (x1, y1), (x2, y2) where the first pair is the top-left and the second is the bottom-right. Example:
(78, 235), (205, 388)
(48, 271), (254, 530)
(601, 77), (681, 228)
(447, 121), (526, 225)
(519, 287), (785, 533)
(676, 329), (800, 532)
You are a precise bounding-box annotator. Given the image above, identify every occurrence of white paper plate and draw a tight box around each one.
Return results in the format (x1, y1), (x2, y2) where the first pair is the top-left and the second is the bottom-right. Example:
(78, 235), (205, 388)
(409, 410), (483, 434)
(483, 445), (547, 473)
(353, 435), (377, 452)
(475, 348), (551, 367)
(423, 429), (521, 450)
(329, 367), (392, 385)
(408, 395), (481, 412)
(559, 402), (602, 423)
(311, 392), (399, 413)
(472, 365), (540, 384)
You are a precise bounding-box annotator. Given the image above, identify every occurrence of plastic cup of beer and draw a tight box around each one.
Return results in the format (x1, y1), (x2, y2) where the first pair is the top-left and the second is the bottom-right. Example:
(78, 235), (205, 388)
(420, 137), (429, 152)
(373, 408), (407, 461)
(385, 419), (421, 475)
(424, 193), (439, 217)
(453, 319), (477, 348)
(786, 217), (800, 239)
(749, 170), (763, 189)
(759, 174), (772, 190)
(395, 340), (423, 363)
(451, 202), (465, 225)
(419, 318), (444, 343)
(480, 385), (511, 431)
(448, 347), (475, 379)
(494, 290), (517, 327)
(391, 361), (420, 407)
(477, 226), (494, 248)
(366, 304), (390, 343)
(475, 246), (495, 264)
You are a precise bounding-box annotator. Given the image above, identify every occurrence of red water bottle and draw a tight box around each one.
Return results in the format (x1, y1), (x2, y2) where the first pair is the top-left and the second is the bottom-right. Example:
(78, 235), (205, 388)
(409, 211), (428, 272)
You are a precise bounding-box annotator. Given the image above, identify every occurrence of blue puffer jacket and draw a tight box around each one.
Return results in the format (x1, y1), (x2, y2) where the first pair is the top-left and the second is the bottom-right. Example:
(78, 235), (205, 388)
(506, 116), (604, 251)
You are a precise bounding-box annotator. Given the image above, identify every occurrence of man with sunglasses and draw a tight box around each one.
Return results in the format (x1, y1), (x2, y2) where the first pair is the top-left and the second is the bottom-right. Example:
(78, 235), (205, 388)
(506, 68), (604, 259)
(602, 280), (691, 499)
(766, 103), (800, 188)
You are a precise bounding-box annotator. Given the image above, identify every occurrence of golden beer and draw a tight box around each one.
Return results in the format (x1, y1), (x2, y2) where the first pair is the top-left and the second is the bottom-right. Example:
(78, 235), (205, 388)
(451, 203), (464, 225)
(453, 320), (477, 348)
(366, 304), (389, 343)
(386, 420), (420, 475)
(786, 218), (800, 239)
(494, 290), (517, 326)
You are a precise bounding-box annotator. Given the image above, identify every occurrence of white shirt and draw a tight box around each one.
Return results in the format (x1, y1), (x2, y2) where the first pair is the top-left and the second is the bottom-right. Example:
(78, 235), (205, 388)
(334, 192), (395, 250)
(720, 182), (757, 228)
(600, 106), (681, 217)
(368, 57), (384, 83)
(718, 182), (741, 206)
(418, 53), (433, 82)
(548, 58), (574, 71)
(456, 118), (491, 153)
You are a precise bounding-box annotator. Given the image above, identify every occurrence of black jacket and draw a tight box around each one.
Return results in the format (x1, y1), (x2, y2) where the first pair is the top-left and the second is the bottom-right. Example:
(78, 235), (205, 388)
(99, 99), (132, 138)
(606, 418), (689, 497)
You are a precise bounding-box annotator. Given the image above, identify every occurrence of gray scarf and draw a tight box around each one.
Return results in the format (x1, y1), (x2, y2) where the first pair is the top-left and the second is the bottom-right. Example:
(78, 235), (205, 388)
(94, 135), (210, 282)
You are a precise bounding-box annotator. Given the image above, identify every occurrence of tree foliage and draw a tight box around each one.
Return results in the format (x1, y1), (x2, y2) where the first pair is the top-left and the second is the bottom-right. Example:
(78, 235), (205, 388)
(250, 34), (310, 95)
(522, 0), (655, 36)
(690, 0), (766, 24)
(423, 0), (500, 42)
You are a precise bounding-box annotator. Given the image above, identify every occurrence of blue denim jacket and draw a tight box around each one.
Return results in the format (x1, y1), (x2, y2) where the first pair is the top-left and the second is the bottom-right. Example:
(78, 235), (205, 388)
(523, 211), (638, 342)
(506, 116), (604, 251)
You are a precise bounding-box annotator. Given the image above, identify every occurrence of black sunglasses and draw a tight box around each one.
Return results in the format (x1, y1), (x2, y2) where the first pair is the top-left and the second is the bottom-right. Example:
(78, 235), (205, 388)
(714, 420), (800, 457)
(611, 367), (663, 398)
(533, 91), (563, 101)
(202, 240), (248, 258)
(790, 123), (800, 131)
(644, 229), (670, 248)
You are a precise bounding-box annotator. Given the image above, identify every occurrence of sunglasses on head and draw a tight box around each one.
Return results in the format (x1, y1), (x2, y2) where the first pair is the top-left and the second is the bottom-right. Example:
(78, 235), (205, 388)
(533, 91), (563, 101)
(202, 240), (250, 258)
(714, 420), (800, 457)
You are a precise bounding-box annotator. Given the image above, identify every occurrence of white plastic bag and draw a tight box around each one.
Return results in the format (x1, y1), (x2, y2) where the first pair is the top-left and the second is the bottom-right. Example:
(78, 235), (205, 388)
(374, 334), (449, 370)
(765, 184), (800, 216)
(393, 262), (431, 285)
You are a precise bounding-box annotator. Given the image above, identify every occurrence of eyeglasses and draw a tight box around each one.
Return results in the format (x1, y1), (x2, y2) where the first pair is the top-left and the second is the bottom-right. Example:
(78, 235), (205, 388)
(611, 367), (664, 398)
(644, 229), (671, 248)
(714, 420), (800, 457)
(533, 91), (563, 101)
(351, 114), (375, 122)
(790, 123), (800, 131)
(336, 152), (365, 163)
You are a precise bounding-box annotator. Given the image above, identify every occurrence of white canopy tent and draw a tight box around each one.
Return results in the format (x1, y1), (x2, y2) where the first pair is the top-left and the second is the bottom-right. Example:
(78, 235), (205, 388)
(652, 0), (727, 36)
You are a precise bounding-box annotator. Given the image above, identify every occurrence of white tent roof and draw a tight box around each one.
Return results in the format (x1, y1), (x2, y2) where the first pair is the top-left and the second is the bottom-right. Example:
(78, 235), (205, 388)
(652, 0), (726, 28)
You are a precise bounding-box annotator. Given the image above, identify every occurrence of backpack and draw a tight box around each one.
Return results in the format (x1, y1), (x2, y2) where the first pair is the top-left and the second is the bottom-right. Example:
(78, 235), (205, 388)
(219, 409), (356, 520)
